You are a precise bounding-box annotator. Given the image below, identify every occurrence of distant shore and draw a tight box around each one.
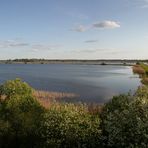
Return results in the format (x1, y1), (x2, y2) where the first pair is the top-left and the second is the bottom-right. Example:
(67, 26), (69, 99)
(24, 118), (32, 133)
(0, 59), (147, 66)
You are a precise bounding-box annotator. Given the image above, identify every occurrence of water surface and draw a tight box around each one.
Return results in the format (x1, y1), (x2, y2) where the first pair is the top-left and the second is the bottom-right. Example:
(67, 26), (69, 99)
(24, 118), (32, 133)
(0, 64), (140, 103)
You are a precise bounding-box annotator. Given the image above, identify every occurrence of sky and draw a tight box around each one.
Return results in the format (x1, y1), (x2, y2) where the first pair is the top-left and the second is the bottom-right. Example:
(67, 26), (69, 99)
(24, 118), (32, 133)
(0, 0), (148, 60)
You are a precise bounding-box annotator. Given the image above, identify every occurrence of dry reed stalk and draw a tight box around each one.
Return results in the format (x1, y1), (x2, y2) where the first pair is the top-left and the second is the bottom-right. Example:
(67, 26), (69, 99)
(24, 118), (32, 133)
(132, 65), (145, 74)
(88, 103), (103, 114)
(33, 90), (78, 108)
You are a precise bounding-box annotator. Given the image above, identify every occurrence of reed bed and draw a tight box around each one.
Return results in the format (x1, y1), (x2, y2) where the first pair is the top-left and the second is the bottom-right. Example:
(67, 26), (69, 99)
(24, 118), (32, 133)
(133, 64), (148, 85)
(33, 90), (103, 113)
(33, 90), (78, 108)
(87, 103), (103, 114)
(132, 65), (145, 74)
(141, 77), (148, 85)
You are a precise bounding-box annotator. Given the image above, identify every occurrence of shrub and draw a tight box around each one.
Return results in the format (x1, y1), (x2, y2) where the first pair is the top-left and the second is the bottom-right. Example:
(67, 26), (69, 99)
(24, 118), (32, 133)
(0, 79), (45, 148)
(41, 103), (101, 148)
(101, 87), (148, 148)
(0, 78), (33, 99)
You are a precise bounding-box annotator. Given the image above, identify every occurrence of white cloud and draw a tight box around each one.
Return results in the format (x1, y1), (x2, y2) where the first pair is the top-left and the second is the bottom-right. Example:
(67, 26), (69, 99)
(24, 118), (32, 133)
(32, 44), (52, 51)
(93, 21), (120, 29)
(80, 49), (99, 53)
(73, 48), (124, 54)
(132, 0), (148, 8)
(139, 0), (148, 8)
(141, 0), (148, 8)
(84, 40), (98, 43)
(0, 39), (62, 53)
(143, 0), (148, 3)
(31, 44), (61, 52)
(0, 40), (29, 48)
(71, 25), (88, 32)
(72, 20), (120, 32)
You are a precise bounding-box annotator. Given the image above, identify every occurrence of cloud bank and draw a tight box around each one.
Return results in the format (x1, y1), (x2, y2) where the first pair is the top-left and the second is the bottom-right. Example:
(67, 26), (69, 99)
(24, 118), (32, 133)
(0, 40), (29, 48)
(0, 39), (61, 53)
(72, 20), (120, 32)
(93, 21), (120, 29)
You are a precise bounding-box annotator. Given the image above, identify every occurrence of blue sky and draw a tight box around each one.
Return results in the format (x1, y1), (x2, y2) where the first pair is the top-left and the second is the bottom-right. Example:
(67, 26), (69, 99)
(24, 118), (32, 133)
(0, 0), (148, 59)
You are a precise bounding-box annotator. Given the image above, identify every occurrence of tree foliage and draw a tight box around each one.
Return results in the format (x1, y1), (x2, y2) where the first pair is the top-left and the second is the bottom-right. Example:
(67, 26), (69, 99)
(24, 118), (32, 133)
(0, 79), (44, 148)
(0, 78), (33, 99)
(41, 103), (101, 148)
(101, 86), (148, 148)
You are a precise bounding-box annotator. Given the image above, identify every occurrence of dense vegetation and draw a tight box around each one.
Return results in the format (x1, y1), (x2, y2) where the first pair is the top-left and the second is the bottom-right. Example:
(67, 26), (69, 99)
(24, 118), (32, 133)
(133, 63), (148, 85)
(0, 79), (148, 147)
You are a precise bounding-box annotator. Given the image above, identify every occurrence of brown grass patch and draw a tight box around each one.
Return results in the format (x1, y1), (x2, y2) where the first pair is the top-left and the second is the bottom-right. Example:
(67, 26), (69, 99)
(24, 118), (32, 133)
(88, 103), (103, 114)
(33, 90), (78, 108)
(132, 65), (145, 75)
(141, 77), (148, 85)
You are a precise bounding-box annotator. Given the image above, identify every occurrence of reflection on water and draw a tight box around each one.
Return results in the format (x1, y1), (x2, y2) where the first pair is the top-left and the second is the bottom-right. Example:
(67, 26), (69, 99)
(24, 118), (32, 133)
(0, 64), (140, 103)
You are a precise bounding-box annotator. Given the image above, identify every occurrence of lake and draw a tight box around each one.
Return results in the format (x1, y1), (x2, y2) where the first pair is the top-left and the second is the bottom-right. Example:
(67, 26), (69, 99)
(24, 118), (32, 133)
(0, 64), (140, 103)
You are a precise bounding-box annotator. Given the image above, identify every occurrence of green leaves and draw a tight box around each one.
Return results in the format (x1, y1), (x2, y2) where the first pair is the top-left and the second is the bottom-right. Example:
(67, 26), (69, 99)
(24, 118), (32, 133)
(41, 103), (101, 148)
(101, 86), (148, 147)
(0, 79), (44, 148)
(0, 78), (33, 99)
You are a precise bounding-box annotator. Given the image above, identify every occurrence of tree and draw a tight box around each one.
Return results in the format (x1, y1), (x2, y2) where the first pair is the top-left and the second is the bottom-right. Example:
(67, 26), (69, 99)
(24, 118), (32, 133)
(101, 86), (148, 148)
(41, 103), (101, 148)
(0, 79), (45, 148)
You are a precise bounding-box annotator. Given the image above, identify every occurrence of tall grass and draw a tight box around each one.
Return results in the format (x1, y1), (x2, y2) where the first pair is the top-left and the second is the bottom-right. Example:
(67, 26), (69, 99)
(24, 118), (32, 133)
(140, 63), (148, 75)
(33, 90), (78, 108)
(132, 65), (145, 74)
(133, 63), (148, 85)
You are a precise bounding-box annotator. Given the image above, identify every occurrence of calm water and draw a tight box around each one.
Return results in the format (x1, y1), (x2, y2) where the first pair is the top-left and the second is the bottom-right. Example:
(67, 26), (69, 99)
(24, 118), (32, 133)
(0, 64), (140, 103)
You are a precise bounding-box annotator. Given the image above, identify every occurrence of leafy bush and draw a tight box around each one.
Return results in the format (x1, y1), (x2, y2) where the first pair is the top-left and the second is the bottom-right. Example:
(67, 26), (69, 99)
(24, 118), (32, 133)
(101, 86), (148, 148)
(0, 78), (33, 99)
(41, 103), (101, 148)
(0, 79), (45, 148)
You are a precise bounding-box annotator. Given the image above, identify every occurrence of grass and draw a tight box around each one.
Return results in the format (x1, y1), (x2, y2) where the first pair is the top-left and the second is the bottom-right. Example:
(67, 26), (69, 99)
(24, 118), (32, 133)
(132, 65), (145, 74)
(0, 87), (102, 114)
(140, 63), (148, 75)
(33, 90), (102, 114)
(133, 63), (148, 85)
(32, 90), (102, 114)
(33, 90), (78, 108)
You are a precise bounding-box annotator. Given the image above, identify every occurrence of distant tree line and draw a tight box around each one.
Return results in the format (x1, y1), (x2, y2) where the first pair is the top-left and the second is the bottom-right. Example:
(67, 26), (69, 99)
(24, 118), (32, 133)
(0, 58), (148, 65)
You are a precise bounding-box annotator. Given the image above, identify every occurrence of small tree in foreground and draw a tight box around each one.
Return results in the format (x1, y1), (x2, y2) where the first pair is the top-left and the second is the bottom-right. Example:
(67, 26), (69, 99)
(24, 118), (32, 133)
(101, 86), (148, 148)
(0, 79), (45, 148)
(41, 103), (101, 148)
(0, 78), (33, 99)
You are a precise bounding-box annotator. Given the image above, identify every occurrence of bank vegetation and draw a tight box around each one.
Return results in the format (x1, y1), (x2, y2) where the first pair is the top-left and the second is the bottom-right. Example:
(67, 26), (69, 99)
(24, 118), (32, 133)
(0, 78), (148, 147)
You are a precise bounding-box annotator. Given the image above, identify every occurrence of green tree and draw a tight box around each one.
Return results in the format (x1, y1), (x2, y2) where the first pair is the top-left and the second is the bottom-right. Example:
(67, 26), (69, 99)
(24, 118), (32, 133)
(0, 79), (45, 148)
(101, 86), (148, 148)
(0, 78), (33, 99)
(41, 103), (101, 148)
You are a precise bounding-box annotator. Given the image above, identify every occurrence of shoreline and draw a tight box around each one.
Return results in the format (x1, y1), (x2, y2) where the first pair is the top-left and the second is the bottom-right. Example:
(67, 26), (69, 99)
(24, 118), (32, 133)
(0, 61), (136, 66)
(1, 59), (147, 65)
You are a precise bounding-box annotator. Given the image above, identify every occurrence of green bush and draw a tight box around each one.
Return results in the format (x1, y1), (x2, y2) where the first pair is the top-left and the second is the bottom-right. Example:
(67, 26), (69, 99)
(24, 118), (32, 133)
(101, 86), (148, 148)
(41, 103), (101, 148)
(0, 78), (33, 99)
(0, 79), (45, 148)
